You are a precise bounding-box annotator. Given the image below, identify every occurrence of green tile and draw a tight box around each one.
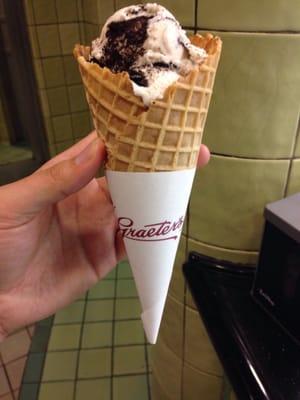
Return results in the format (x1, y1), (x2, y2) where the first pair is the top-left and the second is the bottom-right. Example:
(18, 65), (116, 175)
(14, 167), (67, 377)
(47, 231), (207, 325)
(198, 0), (300, 31)
(76, 379), (110, 400)
(42, 351), (77, 381)
(189, 155), (289, 251)
(188, 238), (258, 269)
(68, 84), (88, 112)
(97, 0), (115, 25)
(84, 23), (99, 44)
(54, 301), (85, 324)
(203, 32), (300, 159)
(72, 112), (92, 139)
(33, 59), (45, 89)
(114, 320), (145, 346)
(115, 299), (141, 320)
(42, 57), (65, 88)
(63, 55), (81, 84)
(105, 268), (117, 280)
(39, 382), (74, 400)
(28, 26), (40, 58)
(82, 322), (112, 348)
(56, 0), (79, 22)
(116, 279), (138, 298)
(55, 140), (74, 153)
(286, 159), (300, 196)
(37, 25), (60, 57)
(39, 89), (50, 117)
(114, 345), (146, 375)
(23, 353), (44, 383)
(78, 348), (111, 378)
(157, 0), (195, 27)
(32, 0), (57, 24)
(168, 236), (186, 303)
(48, 324), (81, 351)
(59, 23), (80, 55)
(83, 0), (99, 24)
(85, 300), (114, 322)
(24, 0), (35, 25)
(88, 280), (115, 299)
(19, 383), (39, 400)
(47, 87), (70, 115)
(52, 115), (73, 142)
(113, 375), (148, 400)
(117, 261), (132, 278)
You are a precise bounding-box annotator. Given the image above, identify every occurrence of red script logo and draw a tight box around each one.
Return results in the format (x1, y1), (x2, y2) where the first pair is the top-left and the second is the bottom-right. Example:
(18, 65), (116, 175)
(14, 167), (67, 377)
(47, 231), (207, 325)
(118, 216), (184, 242)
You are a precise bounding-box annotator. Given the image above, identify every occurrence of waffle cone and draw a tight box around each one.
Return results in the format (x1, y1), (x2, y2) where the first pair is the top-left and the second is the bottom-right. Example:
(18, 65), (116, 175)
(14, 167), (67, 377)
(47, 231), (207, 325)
(74, 34), (222, 172)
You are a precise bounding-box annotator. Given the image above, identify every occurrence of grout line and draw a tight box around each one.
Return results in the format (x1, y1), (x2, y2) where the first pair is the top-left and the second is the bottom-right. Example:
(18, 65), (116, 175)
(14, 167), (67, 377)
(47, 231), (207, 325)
(144, 340), (152, 400)
(72, 291), (88, 400)
(43, 342), (146, 354)
(211, 151), (300, 161)
(52, 317), (140, 327)
(0, 353), (16, 400)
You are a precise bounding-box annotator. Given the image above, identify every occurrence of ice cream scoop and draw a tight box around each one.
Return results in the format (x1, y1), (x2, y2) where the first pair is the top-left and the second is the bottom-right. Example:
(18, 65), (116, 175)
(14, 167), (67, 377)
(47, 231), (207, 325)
(90, 3), (207, 105)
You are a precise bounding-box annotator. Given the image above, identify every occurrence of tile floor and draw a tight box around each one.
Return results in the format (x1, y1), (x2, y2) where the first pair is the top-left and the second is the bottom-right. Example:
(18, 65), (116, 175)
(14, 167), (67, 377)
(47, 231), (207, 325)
(18, 260), (152, 400)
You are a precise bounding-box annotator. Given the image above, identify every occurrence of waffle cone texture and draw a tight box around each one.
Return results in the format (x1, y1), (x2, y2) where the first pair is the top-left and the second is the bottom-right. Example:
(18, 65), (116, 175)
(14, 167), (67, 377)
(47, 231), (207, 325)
(74, 34), (222, 172)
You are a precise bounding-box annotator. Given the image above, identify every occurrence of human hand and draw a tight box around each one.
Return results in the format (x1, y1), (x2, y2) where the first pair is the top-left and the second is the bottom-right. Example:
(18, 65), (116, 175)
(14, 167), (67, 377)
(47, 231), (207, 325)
(0, 131), (210, 339)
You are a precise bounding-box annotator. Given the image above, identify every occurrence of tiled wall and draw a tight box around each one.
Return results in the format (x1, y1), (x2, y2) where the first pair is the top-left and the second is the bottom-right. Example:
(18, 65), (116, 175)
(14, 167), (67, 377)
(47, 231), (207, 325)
(24, 0), (92, 157)
(18, 1), (300, 400)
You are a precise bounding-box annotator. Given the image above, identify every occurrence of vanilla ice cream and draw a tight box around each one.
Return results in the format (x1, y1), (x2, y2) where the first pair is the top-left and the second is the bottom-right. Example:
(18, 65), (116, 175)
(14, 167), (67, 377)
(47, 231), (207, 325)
(90, 3), (207, 105)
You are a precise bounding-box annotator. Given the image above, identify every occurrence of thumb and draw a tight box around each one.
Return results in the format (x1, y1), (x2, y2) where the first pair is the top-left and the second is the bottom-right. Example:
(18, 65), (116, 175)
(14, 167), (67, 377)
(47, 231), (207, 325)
(3, 137), (105, 217)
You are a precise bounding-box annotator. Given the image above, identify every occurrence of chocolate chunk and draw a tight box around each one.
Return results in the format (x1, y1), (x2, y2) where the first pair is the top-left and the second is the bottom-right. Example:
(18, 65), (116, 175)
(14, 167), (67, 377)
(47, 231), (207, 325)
(128, 69), (148, 87)
(98, 16), (151, 85)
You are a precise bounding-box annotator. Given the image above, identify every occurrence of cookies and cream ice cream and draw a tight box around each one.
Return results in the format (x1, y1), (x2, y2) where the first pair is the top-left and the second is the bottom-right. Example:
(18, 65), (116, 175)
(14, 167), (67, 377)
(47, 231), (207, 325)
(90, 3), (207, 105)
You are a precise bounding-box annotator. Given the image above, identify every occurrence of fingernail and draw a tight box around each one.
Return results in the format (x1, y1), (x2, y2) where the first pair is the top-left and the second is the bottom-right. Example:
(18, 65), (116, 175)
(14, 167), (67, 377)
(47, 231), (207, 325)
(75, 138), (100, 165)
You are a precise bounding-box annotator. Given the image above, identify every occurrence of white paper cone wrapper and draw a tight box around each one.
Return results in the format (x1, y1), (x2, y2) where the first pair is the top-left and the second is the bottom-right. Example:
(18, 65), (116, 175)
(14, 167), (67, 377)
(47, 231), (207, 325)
(106, 169), (196, 343)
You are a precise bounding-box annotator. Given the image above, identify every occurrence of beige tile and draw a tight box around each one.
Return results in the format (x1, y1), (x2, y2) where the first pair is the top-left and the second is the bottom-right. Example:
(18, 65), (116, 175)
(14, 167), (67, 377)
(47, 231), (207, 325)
(97, 0), (116, 25)
(37, 25), (60, 57)
(47, 87), (70, 115)
(182, 363), (223, 400)
(169, 236), (186, 303)
(286, 159), (300, 196)
(68, 84), (88, 112)
(56, 0), (79, 22)
(157, 0), (195, 27)
(28, 26), (40, 58)
(185, 306), (223, 376)
(52, 115), (73, 142)
(158, 295), (184, 359)
(187, 238), (259, 266)
(24, 0), (34, 25)
(151, 337), (182, 400)
(189, 155), (289, 251)
(59, 23), (80, 55)
(63, 55), (81, 84)
(72, 112), (92, 138)
(203, 32), (300, 159)
(198, 0), (300, 31)
(32, 0), (57, 24)
(42, 57), (65, 88)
